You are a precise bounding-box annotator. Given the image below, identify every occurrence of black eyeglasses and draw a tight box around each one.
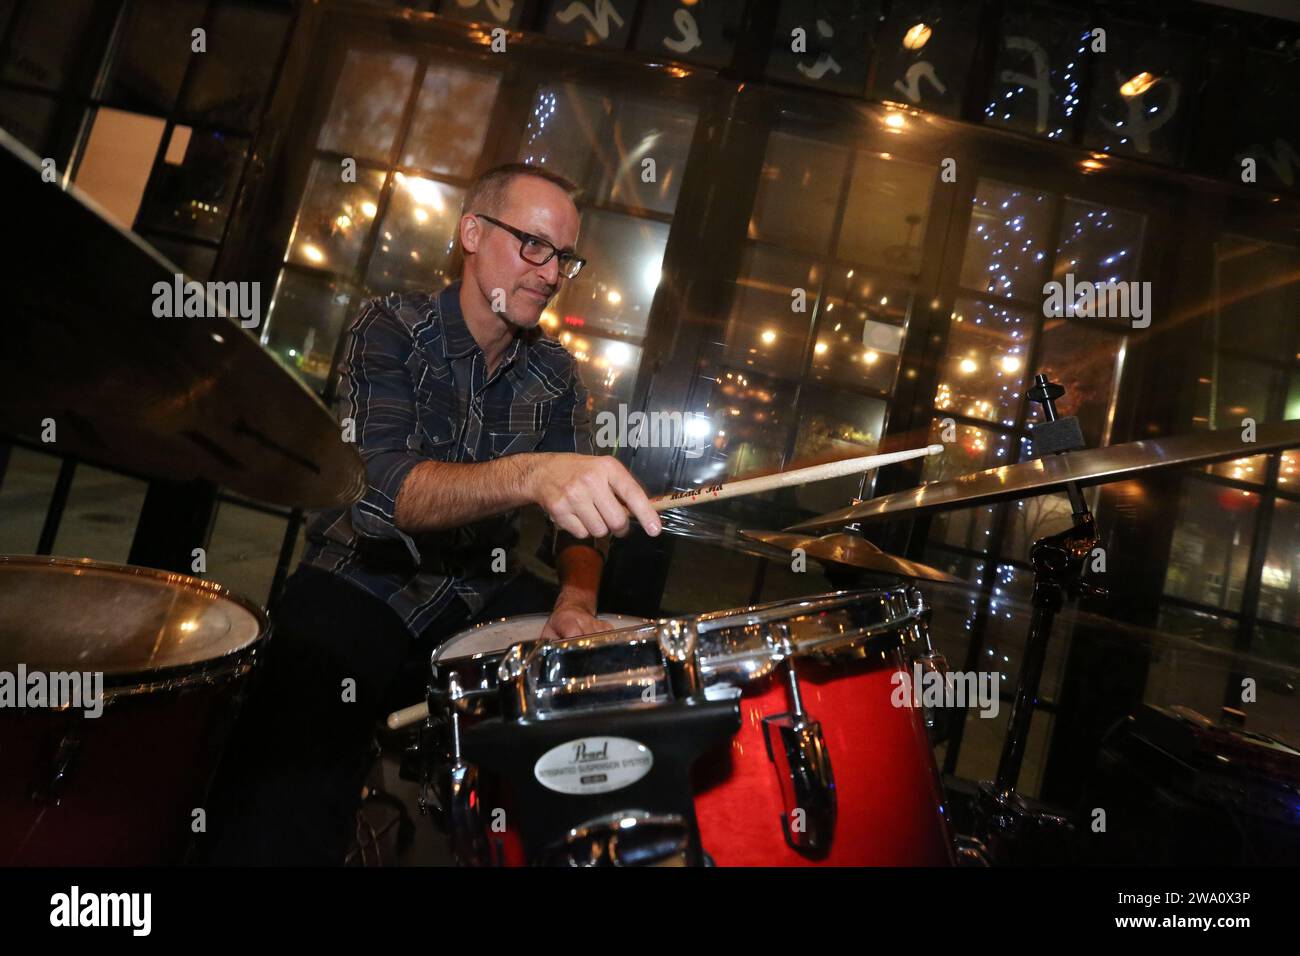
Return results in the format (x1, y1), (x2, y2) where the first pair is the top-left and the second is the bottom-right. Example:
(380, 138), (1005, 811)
(474, 213), (586, 279)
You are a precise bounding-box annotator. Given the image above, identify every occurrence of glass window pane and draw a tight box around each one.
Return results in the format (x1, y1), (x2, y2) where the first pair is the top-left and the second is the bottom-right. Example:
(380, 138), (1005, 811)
(0, 447), (61, 553)
(439, 0), (524, 27)
(365, 173), (463, 293)
(568, 335), (640, 425)
(1190, 355), (1285, 430)
(317, 48), (419, 161)
(935, 298), (1034, 427)
(104, 0), (205, 114)
(545, 209), (667, 344)
(402, 62), (499, 177)
(789, 387), (887, 515)
(1258, 498), (1300, 628)
(983, 11), (1089, 141)
(73, 107), (167, 231)
(1204, 454), (1268, 483)
(137, 128), (249, 242)
(286, 159), (386, 274)
(680, 369), (796, 487)
(1032, 318), (1124, 448)
(180, 4), (289, 129)
(1213, 236), (1300, 358)
(747, 131), (849, 254)
(518, 84), (697, 216)
(262, 270), (361, 393)
(206, 501), (288, 608)
(1282, 448), (1300, 490)
(51, 466), (149, 564)
(959, 179), (1054, 299)
(837, 154), (934, 275)
(923, 418), (1015, 553)
(1163, 480), (1260, 612)
(719, 246), (819, 380)
(810, 272), (909, 393)
(1, 0), (95, 91)
(1054, 198), (1144, 285)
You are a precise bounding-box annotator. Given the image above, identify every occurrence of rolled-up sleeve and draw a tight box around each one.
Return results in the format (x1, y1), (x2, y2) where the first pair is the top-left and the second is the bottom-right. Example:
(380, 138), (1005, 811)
(535, 360), (611, 562)
(339, 299), (426, 564)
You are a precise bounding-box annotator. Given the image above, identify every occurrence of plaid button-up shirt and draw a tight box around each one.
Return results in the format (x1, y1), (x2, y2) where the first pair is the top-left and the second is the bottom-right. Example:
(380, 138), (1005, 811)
(301, 282), (595, 638)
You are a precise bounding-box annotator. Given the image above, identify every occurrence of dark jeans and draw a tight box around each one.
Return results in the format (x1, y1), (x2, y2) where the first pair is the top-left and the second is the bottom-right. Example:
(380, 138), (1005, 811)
(198, 564), (557, 865)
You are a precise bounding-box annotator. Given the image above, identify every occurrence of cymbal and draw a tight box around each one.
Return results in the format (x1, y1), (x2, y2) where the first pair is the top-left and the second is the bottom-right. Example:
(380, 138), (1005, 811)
(0, 131), (366, 510)
(739, 530), (964, 584)
(786, 420), (1300, 533)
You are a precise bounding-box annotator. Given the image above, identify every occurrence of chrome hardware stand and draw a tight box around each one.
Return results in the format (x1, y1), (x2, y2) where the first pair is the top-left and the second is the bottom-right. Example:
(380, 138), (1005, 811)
(974, 376), (1103, 863)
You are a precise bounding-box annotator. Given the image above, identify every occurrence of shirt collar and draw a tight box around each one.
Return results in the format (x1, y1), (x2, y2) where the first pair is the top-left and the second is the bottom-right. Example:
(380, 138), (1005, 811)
(436, 281), (534, 379)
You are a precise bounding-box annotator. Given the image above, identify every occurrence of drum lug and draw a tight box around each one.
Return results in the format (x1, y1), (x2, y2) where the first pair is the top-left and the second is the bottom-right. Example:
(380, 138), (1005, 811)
(763, 652), (836, 853)
(538, 811), (691, 866)
(656, 619), (702, 699)
(497, 643), (532, 720)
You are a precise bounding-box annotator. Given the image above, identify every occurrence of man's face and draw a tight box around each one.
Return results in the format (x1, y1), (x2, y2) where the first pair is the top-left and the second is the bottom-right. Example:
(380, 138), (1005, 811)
(461, 176), (580, 329)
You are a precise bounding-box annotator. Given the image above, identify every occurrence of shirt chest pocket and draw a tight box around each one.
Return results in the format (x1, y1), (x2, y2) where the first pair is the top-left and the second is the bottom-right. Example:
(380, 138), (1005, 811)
(485, 399), (552, 457)
(412, 377), (460, 460)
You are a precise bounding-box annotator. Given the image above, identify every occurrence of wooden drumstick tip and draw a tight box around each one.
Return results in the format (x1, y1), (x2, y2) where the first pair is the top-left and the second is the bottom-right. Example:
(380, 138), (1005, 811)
(386, 701), (429, 731)
(926, 444), (945, 455)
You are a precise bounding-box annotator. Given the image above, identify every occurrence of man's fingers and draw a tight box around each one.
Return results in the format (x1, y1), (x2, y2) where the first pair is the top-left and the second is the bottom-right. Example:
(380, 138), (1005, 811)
(555, 512), (588, 539)
(591, 485), (631, 537)
(608, 467), (660, 535)
(571, 499), (610, 539)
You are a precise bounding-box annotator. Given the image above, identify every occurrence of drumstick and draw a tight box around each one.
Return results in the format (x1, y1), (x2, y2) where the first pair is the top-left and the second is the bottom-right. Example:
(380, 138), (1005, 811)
(387, 702), (428, 731)
(648, 444), (944, 512)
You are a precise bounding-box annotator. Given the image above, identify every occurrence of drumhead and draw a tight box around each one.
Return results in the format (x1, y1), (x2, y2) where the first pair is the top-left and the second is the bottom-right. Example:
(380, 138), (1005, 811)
(0, 555), (267, 677)
(435, 613), (648, 663)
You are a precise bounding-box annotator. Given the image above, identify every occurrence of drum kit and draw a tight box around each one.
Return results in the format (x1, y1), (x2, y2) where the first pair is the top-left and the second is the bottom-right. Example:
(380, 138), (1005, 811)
(2, 130), (1298, 867)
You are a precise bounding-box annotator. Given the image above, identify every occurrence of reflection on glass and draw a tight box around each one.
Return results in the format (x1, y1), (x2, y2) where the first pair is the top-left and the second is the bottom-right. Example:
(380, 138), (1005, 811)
(366, 173), (463, 292)
(1213, 236), (1300, 358)
(569, 336), (641, 427)
(147, 234), (217, 282)
(923, 418), (1014, 553)
(518, 84), (697, 215)
(1002, 493), (1076, 562)
(936, 298), (1033, 426)
(137, 130), (249, 242)
(104, 0), (205, 113)
(1033, 317), (1123, 447)
(51, 465), (148, 565)
(748, 131), (850, 254)
(1282, 449), (1300, 490)
(1164, 480), (1259, 612)
(679, 369), (795, 487)
(959, 179), (1053, 299)
(403, 64), (500, 176)
(720, 246), (819, 381)
(1258, 498), (1300, 627)
(262, 270), (359, 392)
(790, 387), (887, 515)
(1052, 198), (1145, 302)
(1190, 355), (1285, 430)
(180, 4), (288, 129)
(545, 210), (667, 343)
(984, 15), (1089, 140)
(1156, 604), (1236, 650)
(317, 49), (418, 161)
(286, 159), (385, 274)
(1204, 454), (1268, 483)
(810, 271), (908, 393)
(837, 154), (934, 274)
(0, 448), (60, 553)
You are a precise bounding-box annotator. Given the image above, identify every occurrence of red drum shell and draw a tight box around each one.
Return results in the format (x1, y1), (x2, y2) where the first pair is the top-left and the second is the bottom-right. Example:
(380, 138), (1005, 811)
(692, 648), (953, 866)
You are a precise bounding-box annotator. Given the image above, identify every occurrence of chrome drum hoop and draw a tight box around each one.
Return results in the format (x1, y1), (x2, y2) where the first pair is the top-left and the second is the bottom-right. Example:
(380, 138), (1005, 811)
(430, 587), (927, 722)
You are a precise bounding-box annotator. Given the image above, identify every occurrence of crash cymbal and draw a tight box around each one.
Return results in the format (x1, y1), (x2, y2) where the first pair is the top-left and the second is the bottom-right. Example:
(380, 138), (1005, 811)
(739, 530), (964, 584)
(786, 420), (1300, 533)
(0, 131), (365, 510)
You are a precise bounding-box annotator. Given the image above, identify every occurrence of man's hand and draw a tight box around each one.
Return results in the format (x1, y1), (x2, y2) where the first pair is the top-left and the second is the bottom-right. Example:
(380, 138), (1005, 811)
(526, 453), (661, 540)
(542, 599), (606, 640)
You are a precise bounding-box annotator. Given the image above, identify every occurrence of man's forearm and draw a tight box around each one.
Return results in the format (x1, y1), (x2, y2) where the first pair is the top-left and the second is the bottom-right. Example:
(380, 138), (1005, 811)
(554, 540), (604, 613)
(393, 455), (536, 534)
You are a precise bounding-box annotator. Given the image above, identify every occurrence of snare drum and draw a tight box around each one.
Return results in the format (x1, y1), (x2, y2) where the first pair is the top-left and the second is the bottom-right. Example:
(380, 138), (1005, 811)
(0, 555), (268, 865)
(425, 590), (953, 866)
